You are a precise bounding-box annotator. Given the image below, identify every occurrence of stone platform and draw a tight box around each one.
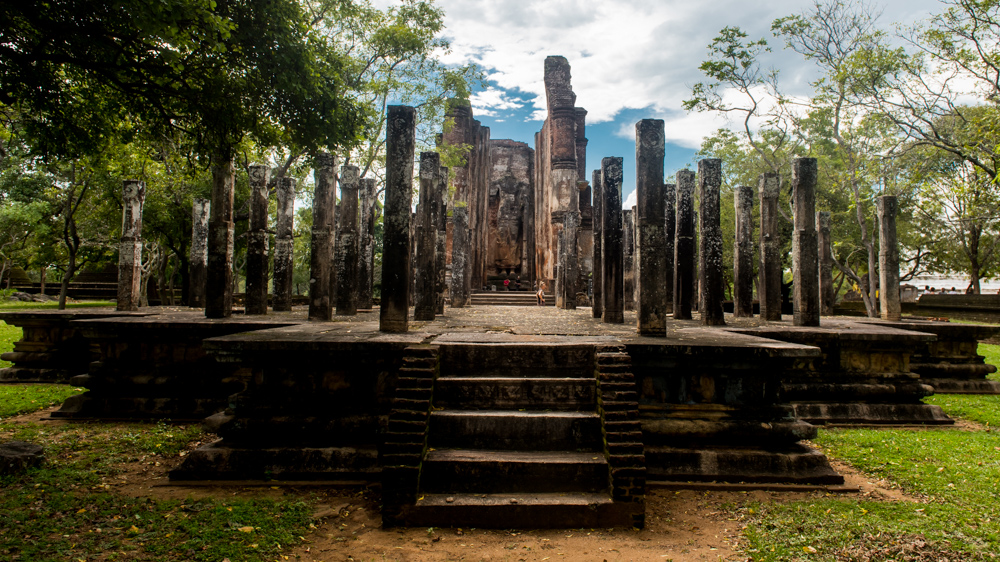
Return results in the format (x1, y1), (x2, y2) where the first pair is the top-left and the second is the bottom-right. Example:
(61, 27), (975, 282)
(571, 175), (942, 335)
(726, 319), (952, 425)
(52, 310), (300, 420)
(6, 306), (990, 527)
(858, 318), (1000, 394)
(0, 309), (151, 383)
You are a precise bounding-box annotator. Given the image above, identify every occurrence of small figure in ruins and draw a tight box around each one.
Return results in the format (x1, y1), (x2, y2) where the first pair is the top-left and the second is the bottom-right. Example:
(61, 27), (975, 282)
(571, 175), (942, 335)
(537, 281), (547, 306)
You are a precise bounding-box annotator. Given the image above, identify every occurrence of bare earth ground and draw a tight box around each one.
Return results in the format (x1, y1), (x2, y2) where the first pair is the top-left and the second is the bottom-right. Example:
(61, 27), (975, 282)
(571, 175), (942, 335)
(7, 405), (933, 562)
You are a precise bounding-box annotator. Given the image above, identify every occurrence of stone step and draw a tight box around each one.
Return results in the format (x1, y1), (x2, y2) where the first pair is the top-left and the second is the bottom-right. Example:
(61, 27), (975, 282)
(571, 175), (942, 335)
(395, 492), (635, 528)
(438, 344), (594, 378)
(421, 449), (608, 493)
(428, 410), (602, 451)
(434, 377), (596, 410)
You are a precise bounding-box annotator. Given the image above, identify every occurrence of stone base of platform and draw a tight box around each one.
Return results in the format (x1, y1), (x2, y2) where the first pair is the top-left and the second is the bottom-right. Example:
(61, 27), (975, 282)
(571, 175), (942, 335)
(644, 443), (844, 485)
(385, 492), (642, 529)
(792, 403), (954, 425)
(921, 378), (1000, 394)
(51, 393), (230, 421)
(169, 440), (380, 481)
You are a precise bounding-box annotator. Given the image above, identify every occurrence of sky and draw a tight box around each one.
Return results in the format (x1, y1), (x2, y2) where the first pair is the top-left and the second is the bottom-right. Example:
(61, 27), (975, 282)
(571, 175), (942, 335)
(421, 0), (947, 207)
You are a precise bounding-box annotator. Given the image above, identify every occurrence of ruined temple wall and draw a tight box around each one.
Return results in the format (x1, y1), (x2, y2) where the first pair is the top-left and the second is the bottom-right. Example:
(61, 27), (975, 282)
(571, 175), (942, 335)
(535, 125), (555, 284)
(441, 101), (492, 291)
(471, 123), (492, 288)
(487, 140), (534, 278)
(534, 56), (587, 290)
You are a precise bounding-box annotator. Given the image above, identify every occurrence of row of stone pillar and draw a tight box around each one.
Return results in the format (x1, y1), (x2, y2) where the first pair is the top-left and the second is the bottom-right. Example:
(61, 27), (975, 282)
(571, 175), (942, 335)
(122, 159), (376, 317)
(586, 119), (902, 333)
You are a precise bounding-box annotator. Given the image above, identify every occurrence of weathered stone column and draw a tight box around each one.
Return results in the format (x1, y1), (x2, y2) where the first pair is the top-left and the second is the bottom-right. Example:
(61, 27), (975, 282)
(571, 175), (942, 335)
(818, 211), (834, 316)
(673, 170), (696, 320)
(117, 180), (145, 311)
(877, 195), (901, 321)
(562, 210), (579, 310)
(792, 158), (820, 327)
(635, 119), (667, 335)
(245, 165), (270, 315)
(602, 157), (625, 324)
(307, 154), (336, 320)
(623, 208), (636, 311)
(592, 170), (603, 318)
(336, 165), (360, 316)
(206, 160), (236, 318)
(664, 182), (675, 315)
(189, 198), (210, 308)
(272, 177), (296, 312)
(733, 185), (754, 318)
(759, 173), (782, 321)
(698, 159), (726, 326)
(450, 206), (470, 308)
(435, 166), (449, 314)
(414, 152), (439, 321)
(358, 178), (377, 310)
(380, 105), (416, 332)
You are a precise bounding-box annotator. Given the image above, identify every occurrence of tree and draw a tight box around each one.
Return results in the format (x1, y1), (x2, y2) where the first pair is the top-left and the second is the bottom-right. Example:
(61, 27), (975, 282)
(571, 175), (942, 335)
(905, 140), (1000, 292)
(863, 0), (1000, 183)
(773, 0), (909, 317)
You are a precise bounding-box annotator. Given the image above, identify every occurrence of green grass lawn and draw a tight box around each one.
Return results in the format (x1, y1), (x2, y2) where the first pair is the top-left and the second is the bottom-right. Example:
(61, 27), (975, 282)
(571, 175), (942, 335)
(0, 321), (21, 368)
(0, 384), (84, 418)
(742, 347), (1000, 560)
(0, 420), (314, 562)
(0, 300), (115, 310)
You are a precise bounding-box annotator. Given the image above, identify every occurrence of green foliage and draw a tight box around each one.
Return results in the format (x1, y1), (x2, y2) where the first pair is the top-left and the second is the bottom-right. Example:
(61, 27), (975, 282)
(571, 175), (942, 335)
(1, 0), (366, 161)
(0, 384), (83, 417)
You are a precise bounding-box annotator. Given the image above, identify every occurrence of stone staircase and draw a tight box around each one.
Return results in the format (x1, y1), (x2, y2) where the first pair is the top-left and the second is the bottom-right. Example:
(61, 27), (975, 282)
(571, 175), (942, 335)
(382, 338), (642, 528)
(470, 290), (554, 306)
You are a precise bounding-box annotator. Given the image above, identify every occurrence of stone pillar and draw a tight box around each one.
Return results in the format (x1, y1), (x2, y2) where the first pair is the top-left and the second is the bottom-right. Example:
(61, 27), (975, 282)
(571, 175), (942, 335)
(117, 180), (145, 311)
(380, 106), (416, 332)
(358, 178), (377, 310)
(602, 157), (624, 324)
(562, 209), (579, 310)
(189, 198), (210, 308)
(622, 208), (636, 311)
(245, 165), (270, 315)
(451, 206), (470, 308)
(307, 154), (336, 320)
(272, 177), (296, 312)
(818, 211), (834, 316)
(792, 158), (820, 327)
(575, 108), (588, 182)
(698, 159), (725, 326)
(877, 196), (901, 321)
(414, 152), (439, 321)
(336, 165), (360, 316)
(733, 185), (754, 318)
(435, 166), (449, 314)
(759, 173), (782, 321)
(673, 170), (696, 320)
(592, 170), (603, 318)
(664, 182), (675, 315)
(206, 159), (235, 318)
(635, 119), (667, 336)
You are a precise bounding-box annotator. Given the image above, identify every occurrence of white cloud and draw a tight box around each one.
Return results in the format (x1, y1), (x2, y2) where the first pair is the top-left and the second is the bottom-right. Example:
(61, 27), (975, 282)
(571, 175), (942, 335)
(434, 0), (944, 134)
(469, 87), (527, 114)
(623, 189), (637, 210)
